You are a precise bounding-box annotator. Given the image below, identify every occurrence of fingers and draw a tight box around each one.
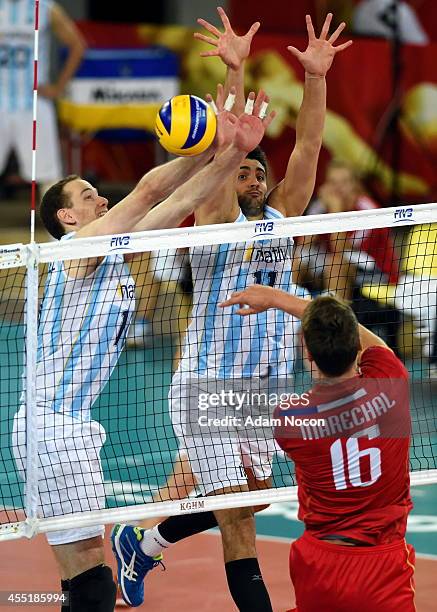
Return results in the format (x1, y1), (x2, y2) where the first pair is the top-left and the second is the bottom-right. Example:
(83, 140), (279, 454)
(210, 85), (236, 113)
(253, 89), (268, 117)
(235, 307), (256, 316)
(244, 91), (256, 115)
(206, 94), (218, 115)
(216, 83), (224, 109)
(224, 87), (236, 111)
(245, 21), (260, 39)
(328, 21), (346, 44)
(219, 300), (255, 316)
(287, 45), (302, 60)
(262, 110), (276, 130)
(217, 6), (232, 30)
(258, 100), (269, 120)
(196, 17), (221, 37)
(305, 14), (316, 41)
(334, 40), (353, 52)
(320, 12), (333, 40)
(219, 292), (243, 308)
(199, 50), (220, 59)
(194, 32), (218, 46)
(243, 90), (273, 123)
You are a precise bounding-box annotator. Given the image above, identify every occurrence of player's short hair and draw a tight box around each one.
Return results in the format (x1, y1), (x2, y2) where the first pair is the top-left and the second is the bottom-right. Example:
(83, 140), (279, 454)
(246, 146), (267, 173)
(40, 175), (80, 239)
(301, 295), (360, 377)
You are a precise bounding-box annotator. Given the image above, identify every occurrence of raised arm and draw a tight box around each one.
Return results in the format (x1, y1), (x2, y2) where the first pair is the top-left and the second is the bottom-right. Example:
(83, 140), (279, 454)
(269, 14), (352, 218)
(193, 7), (260, 226)
(64, 93), (269, 278)
(195, 7), (258, 115)
(75, 143), (217, 239)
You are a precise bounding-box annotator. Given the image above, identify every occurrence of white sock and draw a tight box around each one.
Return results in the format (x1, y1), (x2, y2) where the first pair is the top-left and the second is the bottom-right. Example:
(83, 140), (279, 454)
(139, 525), (172, 557)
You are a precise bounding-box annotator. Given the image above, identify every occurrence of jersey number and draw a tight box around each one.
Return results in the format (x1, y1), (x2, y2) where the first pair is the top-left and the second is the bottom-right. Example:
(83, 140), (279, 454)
(329, 426), (381, 490)
(253, 270), (277, 287)
(0, 45), (31, 68)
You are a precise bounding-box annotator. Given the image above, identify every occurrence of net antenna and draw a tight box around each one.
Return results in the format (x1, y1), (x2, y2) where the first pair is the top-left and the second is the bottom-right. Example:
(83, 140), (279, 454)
(30, 0), (41, 243)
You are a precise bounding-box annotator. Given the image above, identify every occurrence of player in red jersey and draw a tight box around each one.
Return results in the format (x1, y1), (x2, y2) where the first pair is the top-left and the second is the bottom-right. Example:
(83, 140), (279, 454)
(221, 285), (415, 612)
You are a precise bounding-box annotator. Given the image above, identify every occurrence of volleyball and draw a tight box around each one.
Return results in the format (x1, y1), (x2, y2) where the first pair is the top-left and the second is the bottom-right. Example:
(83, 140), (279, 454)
(155, 94), (217, 156)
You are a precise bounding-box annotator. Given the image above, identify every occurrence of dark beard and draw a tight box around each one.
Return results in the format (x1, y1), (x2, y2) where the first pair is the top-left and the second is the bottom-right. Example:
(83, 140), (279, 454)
(238, 194), (266, 219)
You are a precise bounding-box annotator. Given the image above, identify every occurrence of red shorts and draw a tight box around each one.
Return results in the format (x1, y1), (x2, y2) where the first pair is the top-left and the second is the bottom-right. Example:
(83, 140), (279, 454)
(288, 531), (415, 612)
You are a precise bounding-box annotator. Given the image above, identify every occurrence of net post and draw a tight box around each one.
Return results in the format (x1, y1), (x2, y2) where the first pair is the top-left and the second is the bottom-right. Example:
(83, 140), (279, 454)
(30, 0), (41, 244)
(23, 243), (40, 537)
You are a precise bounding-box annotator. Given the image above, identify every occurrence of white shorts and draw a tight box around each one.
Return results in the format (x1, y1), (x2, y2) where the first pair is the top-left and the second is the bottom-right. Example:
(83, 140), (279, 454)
(12, 407), (106, 546)
(169, 371), (276, 496)
(0, 98), (62, 182)
(182, 436), (276, 496)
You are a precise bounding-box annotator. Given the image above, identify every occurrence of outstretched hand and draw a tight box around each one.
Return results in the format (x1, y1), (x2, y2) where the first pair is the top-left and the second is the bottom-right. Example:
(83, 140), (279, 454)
(220, 285), (279, 316)
(287, 13), (352, 77)
(194, 6), (260, 70)
(207, 87), (276, 153)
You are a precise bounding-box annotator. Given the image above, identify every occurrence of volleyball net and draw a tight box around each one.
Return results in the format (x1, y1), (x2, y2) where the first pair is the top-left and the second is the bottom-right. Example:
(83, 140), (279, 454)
(1, 203), (437, 541)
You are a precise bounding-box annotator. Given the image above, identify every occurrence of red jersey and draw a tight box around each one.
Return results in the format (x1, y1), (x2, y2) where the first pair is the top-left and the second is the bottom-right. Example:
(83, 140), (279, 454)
(275, 346), (412, 545)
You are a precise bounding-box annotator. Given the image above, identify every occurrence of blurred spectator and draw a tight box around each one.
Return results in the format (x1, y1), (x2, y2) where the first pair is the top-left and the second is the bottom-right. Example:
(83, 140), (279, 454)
(361, 223), (437, 376)
(0, 1), (86, 198)
(353, 0), (429, 44)
(295, 159), (401, 352)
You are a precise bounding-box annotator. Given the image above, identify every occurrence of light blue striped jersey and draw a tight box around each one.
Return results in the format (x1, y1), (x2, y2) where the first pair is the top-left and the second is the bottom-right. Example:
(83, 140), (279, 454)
(35, 233), (135, 421)
(179, 205), (308, 379)
(0, 0), (53, 112)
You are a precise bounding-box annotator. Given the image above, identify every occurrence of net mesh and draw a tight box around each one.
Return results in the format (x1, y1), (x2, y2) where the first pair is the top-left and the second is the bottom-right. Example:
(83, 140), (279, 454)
(0, 264), (26, 530)
(1, 204), (437, 539)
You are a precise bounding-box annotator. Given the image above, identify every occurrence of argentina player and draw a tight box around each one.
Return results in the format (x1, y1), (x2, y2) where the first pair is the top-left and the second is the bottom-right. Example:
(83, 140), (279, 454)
(10, 89), (264, 612)
(172, 9), (352, 503)
(111, 10), (352, 612)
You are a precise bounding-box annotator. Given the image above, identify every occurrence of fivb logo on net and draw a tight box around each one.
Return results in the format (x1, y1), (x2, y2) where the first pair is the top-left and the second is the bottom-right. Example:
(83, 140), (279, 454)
(109, 235), (134, 252)
(393, 207), (414, 223)
(253, 220), (275, 238)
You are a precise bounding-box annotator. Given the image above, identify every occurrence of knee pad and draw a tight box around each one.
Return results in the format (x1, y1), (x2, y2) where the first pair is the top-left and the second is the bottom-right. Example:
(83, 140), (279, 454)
(61, 564), (116, 611)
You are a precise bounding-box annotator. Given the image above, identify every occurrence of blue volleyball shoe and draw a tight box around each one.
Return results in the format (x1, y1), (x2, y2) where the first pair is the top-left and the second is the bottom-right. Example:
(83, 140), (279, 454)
(111, 524), (164, 607)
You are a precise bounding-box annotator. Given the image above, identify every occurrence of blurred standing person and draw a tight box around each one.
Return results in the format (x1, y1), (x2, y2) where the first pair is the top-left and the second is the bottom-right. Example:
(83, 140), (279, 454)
(0, 1), (86, 196)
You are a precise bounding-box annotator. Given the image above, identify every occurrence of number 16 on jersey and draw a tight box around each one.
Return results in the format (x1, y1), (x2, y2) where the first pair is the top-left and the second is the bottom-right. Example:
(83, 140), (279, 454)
(330, 425), (382, 490)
